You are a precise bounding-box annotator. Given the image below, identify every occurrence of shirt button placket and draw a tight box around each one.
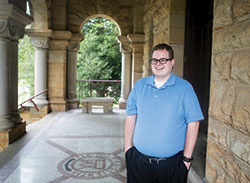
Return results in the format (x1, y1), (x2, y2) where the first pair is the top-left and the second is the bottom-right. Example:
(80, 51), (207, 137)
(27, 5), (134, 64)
(154, 89), (159, 99)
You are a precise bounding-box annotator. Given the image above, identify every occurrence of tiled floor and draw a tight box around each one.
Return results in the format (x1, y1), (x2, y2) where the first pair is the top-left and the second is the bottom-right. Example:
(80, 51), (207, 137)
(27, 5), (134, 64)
(0, 108), (126, 183)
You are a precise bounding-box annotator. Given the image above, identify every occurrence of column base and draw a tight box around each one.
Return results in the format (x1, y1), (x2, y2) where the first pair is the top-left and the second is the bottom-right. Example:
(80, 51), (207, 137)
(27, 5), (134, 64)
(0, 122), (26, 152)
(34, 98), (49, 106)
(67, 98), (79, 109)
(19, 104), (50, 125)
(50, 98), (67, 112)
(119, 98), (127, 109)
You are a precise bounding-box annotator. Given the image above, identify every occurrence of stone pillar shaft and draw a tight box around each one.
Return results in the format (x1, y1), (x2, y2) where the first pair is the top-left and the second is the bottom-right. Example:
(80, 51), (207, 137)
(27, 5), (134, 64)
(67, 50), (78, 108)
(120, 52), (132, 100)
(31, 37), (49, 105)
(0, 38), (14, 131)
(9, 40), (22, 124)
(118, 36), (132, 109)
(67, 34), (83, 109)
(0, 1), (32, 151)
(48, 31), (72, 112)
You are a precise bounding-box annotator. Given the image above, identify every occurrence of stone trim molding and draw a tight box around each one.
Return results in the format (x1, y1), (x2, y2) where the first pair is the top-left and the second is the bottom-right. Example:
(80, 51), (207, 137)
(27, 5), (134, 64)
(127, 34), (145, 43)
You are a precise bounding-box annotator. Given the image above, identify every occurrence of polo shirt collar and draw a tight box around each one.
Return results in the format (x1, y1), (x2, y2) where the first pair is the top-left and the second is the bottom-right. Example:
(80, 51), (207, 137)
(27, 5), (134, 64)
(146, 72), (176, 88)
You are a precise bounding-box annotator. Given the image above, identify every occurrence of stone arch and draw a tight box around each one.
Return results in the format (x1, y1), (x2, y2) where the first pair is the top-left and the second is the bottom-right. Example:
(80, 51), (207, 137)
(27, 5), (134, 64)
(29, 0), (51, 29)
(67, 0), (133, 35)
(80, 14), (122, 36)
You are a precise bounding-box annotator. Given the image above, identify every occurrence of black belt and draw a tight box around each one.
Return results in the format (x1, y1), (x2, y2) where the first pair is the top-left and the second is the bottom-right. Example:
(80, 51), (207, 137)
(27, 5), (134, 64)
(137, 149), (182, 164)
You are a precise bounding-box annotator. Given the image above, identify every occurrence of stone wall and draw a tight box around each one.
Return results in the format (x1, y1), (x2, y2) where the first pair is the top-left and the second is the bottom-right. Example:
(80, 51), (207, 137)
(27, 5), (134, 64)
(143, 0), (185, 77)
(206, 0), (250, 182)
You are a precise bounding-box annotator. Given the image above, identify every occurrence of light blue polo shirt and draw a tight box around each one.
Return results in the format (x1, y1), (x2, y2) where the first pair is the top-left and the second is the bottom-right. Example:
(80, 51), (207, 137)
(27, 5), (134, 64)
(126, 73), (204, 158)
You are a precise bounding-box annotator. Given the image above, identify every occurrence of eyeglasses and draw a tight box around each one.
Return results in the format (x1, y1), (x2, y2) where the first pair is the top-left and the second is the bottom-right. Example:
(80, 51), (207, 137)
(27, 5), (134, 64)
(150, 58), (173, 65)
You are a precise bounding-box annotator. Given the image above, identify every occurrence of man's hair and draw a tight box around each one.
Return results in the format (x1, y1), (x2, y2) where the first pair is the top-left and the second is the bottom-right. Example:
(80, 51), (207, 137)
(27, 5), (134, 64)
(152, 43), (174, 59)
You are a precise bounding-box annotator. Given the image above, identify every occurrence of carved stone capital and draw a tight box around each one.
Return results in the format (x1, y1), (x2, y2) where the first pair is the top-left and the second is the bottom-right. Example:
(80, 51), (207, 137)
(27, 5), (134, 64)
(0, 18), (25, 40)
(67, 40), (80, 51)
(0, 2), (33, 37)
(117, 36), (132, 53)
(0, 19), (8, 34)
(67, 33), (83, 51)
(31, 37), (49, 49)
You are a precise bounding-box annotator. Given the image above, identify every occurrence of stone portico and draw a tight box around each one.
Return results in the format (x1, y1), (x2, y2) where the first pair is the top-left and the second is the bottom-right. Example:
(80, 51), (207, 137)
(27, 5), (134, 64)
(0, 0), (249, 182)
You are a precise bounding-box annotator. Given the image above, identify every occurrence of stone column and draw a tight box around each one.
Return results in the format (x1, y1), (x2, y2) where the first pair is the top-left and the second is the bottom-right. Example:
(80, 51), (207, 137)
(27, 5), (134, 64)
(67, 34), (83, 109)
(127, 34), (145, 86)
(48, 31), (72, 112)
(0, 1), (32, 151)
(117, 36), (132, 109)
(0, 37), (14, 131)
(9, 39), (22, 124)
(30, 37), (49, 105)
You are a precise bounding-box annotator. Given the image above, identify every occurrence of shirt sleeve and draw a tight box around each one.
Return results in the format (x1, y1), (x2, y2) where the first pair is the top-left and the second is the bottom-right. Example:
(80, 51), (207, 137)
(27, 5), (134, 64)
(126, 82), (138, 116)
(183, 83), (204, 123)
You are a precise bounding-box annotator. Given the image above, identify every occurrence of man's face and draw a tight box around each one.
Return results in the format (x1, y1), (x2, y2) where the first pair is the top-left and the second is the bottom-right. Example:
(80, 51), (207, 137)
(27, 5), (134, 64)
(151, 49), (175, 80)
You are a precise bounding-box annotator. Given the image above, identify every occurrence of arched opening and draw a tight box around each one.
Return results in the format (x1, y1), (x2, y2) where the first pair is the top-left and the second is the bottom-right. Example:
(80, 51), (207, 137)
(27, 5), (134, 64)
(77, 16), (122, 113)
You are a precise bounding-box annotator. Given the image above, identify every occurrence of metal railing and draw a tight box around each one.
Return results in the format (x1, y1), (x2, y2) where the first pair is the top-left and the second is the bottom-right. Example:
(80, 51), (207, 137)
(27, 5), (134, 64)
(19, 89), (48, 111)
(77, 80), (121, 103)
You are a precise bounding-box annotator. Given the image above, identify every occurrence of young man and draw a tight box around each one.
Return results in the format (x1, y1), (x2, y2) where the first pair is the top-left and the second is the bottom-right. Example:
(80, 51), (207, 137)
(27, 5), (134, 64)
(125, 43), (204, 183)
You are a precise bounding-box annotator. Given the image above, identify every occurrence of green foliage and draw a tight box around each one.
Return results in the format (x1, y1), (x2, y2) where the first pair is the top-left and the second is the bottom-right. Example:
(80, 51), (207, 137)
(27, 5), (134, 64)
(18, 34), (34, 103)
(77, 17), (122, 102)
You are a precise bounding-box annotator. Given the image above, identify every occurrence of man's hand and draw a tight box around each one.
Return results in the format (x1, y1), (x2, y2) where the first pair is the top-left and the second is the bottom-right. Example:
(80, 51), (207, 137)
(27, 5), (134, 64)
(125, 145), (133, 153)
(183, 161), (191, 170)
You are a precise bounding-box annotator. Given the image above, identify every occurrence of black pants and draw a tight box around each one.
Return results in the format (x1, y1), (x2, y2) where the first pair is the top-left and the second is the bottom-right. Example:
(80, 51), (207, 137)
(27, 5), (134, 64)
(125, 147), (189, 183)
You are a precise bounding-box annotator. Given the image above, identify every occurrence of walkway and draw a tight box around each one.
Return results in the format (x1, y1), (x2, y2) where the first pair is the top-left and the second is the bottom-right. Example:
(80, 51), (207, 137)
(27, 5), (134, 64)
(0, 108), (126, 183)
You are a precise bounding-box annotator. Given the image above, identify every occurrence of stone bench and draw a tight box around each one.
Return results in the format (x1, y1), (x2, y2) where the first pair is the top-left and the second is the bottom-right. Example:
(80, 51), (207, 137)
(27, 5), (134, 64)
(80, 97), (114, 113)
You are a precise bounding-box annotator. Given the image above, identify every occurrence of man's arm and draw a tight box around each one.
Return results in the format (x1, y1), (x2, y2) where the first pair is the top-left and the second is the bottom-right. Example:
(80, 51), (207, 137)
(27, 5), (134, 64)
(125, 115), (137, 152)
(183, 121), (200, 169)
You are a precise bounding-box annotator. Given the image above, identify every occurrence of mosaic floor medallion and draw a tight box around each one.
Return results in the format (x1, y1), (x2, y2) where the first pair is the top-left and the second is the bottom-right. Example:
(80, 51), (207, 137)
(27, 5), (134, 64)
(58, 152), (124, 179)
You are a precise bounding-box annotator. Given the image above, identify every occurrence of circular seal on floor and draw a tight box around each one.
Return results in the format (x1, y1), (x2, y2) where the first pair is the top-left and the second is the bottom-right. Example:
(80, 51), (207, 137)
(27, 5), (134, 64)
(58, 152), (124, 179)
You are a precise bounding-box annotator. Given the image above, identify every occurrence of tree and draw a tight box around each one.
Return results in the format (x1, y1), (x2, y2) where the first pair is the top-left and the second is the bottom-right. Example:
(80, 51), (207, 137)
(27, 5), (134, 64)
(77, 17), (121, 101)
(18, 34), (34, 104)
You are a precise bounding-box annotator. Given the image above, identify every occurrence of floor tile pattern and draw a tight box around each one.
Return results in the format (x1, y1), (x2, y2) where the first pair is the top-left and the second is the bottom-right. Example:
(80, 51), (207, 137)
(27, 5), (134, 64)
(0, 108), (126, 183)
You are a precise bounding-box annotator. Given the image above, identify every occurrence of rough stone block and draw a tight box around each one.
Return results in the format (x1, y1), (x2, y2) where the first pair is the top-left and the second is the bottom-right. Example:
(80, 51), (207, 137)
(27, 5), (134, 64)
(232, 0), (250, 22)
(206, 139), (250, 183)
(208, 117), (227, 148)
(0, 131), (8, 152)
(232, 86), (250, 135)
(208, 117), (250, 164)
(0, 123), (26, 152)
(213, 22), (250, 52)
(213, 0), (233, 29)
(209, 81), (235, 123)
(231, 49), (250, 85)
(226, 128), (250, 164)
(212, 52), (232, 81)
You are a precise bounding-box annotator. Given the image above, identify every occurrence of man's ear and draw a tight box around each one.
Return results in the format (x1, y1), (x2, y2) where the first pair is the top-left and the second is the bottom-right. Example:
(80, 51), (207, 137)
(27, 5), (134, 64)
(171, 59), (175, 67)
